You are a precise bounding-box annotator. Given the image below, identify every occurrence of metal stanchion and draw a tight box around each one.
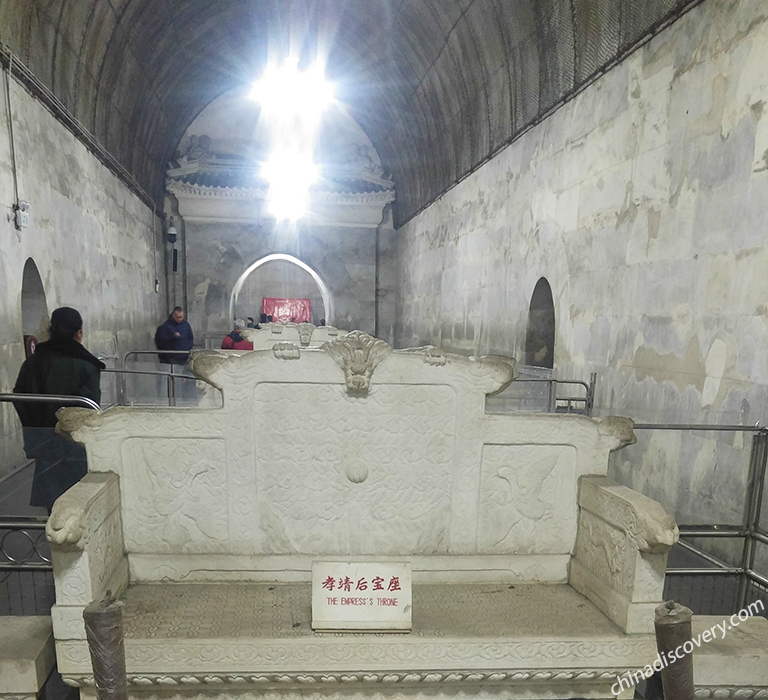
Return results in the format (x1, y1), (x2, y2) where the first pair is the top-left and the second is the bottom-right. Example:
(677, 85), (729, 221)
(654, 601), (694, 700)
(737, 430), (768, 609)
(547, 379), (556, 413)
(168, 364), (177, 407)
(83, 594), (128, 700)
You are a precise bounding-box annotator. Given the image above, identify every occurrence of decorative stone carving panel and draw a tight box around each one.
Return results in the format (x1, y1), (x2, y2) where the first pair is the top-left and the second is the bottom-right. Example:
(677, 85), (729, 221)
(56, 336), (644, 576)
(478, 446), (577, 554)
(574, 510), (633, 598)
(121, 438), (229, 553)
(578, 476), (678, 554)
(253, 383), (455, 555)
(87, 509), (127, 596)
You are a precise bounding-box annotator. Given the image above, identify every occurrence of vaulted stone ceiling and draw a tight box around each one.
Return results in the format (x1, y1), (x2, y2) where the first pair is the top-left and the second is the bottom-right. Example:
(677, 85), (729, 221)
(0, 0), (700, 224)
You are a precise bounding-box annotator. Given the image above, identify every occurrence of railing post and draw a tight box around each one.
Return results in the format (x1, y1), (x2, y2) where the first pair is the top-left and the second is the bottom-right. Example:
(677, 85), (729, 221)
(737, 429), (768, 609)
(654, 601), (694, 700)
(547, 379), (556, 413)
(116, 354), (126, 407)
(587, 372), (597, 416)
(83, 595), (128, 700)
(168, 365), (176, 407)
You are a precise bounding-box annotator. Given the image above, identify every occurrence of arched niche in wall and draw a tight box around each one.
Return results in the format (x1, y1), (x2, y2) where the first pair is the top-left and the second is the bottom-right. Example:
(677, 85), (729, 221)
(21, 258), (49, 344)
(525, 277), (555, 369)
(229, 254), (333, 325)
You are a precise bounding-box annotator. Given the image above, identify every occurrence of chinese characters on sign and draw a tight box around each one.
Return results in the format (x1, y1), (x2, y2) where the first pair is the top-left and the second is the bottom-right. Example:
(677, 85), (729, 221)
(321, 574), (402, 592)
(311, 562), (412, 631)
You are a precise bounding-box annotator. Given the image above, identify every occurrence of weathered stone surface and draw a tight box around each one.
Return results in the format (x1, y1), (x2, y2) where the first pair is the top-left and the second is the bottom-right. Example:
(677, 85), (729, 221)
(0, 617), (55, 696)
(571, 475), (677, 633)
(395, 0), (768, 555)
(0, 0), (698, 221)
(692, 614), (768, 690)
(0, 77), (163, 480)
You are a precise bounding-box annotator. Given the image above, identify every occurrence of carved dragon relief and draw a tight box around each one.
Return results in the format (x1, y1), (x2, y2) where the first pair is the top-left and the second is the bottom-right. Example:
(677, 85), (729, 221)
(323, 331), (392, 393)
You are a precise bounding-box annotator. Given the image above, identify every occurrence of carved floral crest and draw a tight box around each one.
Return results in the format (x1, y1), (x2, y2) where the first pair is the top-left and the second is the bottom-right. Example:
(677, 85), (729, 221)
(323, 331), (392, 393)
(296, 322), (315, 347)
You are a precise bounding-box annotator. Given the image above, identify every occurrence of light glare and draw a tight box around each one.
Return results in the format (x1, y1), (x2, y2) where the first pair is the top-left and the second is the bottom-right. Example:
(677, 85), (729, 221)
(250, 58), (334, 221)
(261, 151), (319, 221)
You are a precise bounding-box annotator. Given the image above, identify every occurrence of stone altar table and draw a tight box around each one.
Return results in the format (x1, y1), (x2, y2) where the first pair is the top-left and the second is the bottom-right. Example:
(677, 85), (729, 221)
(45, 332), (678, 700)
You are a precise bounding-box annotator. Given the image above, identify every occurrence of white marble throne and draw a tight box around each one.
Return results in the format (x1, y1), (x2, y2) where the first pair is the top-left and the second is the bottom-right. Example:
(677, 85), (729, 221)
(46, 332), (677, 700)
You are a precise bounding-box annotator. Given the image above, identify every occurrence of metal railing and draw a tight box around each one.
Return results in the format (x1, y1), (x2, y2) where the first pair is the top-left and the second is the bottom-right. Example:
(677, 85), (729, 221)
(118, 350), (222, 407)
(103, 366), (187, 407)
(0, 517), (54, 615)
(0, 517), (51, 572)
(486, 372), (596, 416)
(0, 392), (100, 411)
(634, 423), (768, 615)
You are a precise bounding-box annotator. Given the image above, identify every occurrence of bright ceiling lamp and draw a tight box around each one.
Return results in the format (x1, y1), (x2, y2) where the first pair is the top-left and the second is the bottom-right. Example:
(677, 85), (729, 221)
(261, 150), (319, 221)
(250, 57), (334, 124)
(250, 57), (335, 222)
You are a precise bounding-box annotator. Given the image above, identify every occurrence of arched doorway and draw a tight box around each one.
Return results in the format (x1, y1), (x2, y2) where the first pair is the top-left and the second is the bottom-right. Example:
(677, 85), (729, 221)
(21, 258), (48, 353)
(229, 254), (333, 325)
(525, 278), (555, 369)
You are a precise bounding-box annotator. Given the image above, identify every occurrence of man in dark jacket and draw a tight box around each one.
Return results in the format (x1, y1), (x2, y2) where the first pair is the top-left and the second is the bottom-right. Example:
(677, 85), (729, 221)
(155, 306), (194, 364)
(13, 306), (104, 513)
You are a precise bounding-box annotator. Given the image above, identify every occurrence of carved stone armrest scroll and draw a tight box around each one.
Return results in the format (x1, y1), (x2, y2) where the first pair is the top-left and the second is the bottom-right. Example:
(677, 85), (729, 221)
(47, 472), (128, 646)
(569, 475), (679, 634)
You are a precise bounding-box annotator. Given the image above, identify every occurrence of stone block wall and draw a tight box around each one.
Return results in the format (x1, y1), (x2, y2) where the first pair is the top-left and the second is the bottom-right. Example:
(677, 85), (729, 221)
(183, 220), (396, 343)
(0, 77), (163, 481)
(395, 0), (768, 541)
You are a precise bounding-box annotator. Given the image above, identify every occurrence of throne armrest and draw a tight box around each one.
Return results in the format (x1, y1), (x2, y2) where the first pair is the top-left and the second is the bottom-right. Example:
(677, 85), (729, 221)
(47, 472), (128, 643)
(569, 475), (679, 634)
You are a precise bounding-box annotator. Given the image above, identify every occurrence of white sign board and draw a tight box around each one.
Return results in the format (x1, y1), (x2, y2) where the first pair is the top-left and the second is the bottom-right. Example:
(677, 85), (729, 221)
(311, 562), (412, 631)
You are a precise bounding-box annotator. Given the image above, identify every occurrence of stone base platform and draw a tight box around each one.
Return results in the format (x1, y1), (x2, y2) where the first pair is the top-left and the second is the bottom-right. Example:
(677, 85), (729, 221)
(57, 583), (656, 700)
(692, 614), (768, 699)
(0, 616), (56, 700)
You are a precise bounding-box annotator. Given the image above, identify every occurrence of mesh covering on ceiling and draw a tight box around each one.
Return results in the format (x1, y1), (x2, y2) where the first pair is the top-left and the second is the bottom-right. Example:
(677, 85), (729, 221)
(0, 0), (700, 224)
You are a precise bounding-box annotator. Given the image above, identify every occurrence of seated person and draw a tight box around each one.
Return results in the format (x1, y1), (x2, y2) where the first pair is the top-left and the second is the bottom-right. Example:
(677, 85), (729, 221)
(221, 319), (254, 350)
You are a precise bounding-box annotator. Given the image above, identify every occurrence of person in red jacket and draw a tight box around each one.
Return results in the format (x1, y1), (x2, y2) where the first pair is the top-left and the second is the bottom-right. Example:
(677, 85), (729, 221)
(221, 319), (254, 350)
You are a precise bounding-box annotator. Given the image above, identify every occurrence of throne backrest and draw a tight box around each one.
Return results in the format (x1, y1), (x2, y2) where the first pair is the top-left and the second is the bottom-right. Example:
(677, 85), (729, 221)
(58, 333), (633, 582)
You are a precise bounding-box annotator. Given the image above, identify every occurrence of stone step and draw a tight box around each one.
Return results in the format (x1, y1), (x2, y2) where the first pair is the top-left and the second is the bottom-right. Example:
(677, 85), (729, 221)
(693, 614), (768, 698)
(0, 616), (56, 699)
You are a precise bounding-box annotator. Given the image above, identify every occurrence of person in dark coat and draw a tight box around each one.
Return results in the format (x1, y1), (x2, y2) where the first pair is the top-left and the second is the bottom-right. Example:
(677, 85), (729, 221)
(221, 319), (254, 350)
(13, 306), (104, 513)
(155, 306), (194, 364)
